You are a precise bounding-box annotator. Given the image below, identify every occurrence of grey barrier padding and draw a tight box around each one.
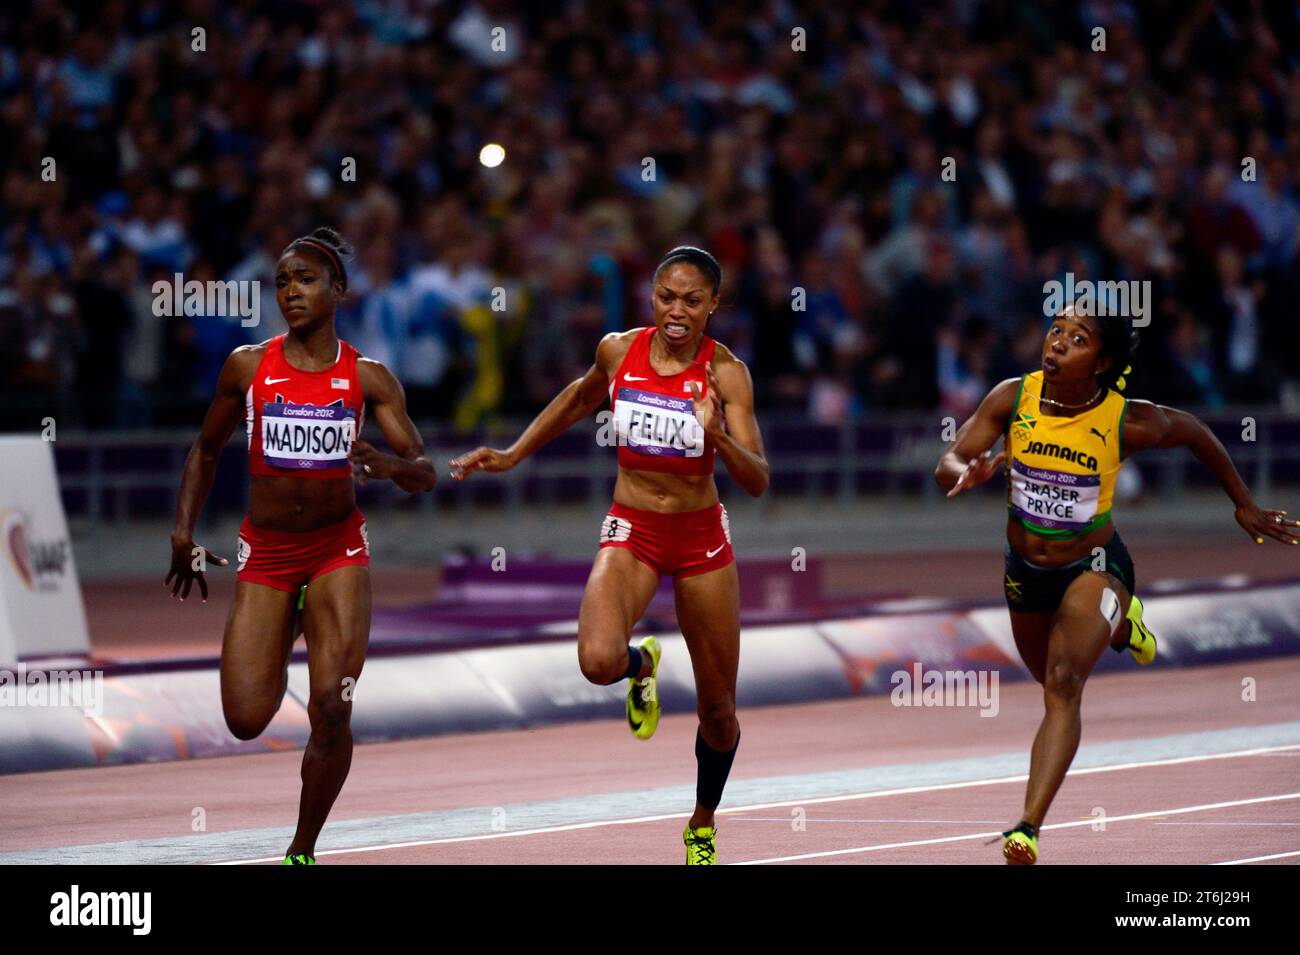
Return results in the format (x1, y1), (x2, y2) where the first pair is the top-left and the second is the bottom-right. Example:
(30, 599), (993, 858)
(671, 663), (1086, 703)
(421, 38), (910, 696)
(816, 611), (1023, 695)
(734, 625), (858, 706)
(0, 668), (311, 773)
(295, 653), (527, 740)
(0, 707), (95, 774)
(3, 583), (1298, 774)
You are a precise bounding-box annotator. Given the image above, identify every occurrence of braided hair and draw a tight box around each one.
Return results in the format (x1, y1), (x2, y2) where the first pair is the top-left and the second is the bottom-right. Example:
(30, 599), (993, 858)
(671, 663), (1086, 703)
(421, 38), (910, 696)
(283, 227), (353, 293)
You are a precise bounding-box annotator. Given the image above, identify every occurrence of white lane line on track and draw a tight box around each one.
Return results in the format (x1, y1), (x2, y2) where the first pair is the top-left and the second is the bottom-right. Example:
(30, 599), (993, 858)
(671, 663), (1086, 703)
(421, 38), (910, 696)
(1212, 848), (1300, 865)
(216, 742), (1300, 864)
(735, 791), (1300, 865)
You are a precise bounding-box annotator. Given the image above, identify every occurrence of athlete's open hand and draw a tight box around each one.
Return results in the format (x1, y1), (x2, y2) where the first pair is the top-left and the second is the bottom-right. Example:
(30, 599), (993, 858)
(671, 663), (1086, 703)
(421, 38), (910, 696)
(349, 439), (392, 485)
(165, 538), (227, 602)
(947, 449), (1006, 498)
(1234, 502), (1300, 545)
(688, 364), (726, 436)
(448, 447), (516, 480)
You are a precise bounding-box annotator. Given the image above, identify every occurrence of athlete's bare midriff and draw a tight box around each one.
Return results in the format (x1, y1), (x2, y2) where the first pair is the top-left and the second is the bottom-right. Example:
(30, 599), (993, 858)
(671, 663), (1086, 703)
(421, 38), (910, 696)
(613, 467), (719, 513)
(1006, 515), (1116, 568)
(247, 475), (356, 531)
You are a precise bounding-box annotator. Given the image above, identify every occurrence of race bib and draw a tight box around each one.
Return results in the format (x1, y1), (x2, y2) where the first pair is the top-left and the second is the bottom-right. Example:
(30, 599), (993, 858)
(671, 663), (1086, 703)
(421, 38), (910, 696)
(1008, 459), (1100, 531)
(613, 387), (704, 458)
(261, 403), (356, 469)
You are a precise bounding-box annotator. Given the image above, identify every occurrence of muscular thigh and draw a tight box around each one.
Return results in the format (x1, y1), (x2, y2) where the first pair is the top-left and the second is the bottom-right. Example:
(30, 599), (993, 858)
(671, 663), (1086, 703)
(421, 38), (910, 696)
(1048, 570), (1131, 676)
(301, 565), (372, 699)
(673, 562), (740, 704)
(221, 581), (298, 713)
(578, 546), (661, 653)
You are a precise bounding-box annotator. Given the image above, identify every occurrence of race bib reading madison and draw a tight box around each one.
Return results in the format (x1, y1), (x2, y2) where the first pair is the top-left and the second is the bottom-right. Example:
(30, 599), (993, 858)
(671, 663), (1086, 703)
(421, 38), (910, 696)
(1008, 459), (1100, 532)
(614, 387), (704, 458)
(261, 403), (356, 469)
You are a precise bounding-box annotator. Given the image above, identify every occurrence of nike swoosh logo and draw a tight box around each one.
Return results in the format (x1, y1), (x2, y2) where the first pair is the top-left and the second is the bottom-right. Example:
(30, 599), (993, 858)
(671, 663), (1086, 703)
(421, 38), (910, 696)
(346, 547), (365, 557)
(624, 374), (648, 381)
(265, 377), (291, 385)
(706, 544), (725, 558)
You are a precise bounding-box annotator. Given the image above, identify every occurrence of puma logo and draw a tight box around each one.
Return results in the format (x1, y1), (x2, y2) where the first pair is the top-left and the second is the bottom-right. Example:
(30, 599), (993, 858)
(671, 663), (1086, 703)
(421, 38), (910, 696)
(1090, 427), (1111, 445)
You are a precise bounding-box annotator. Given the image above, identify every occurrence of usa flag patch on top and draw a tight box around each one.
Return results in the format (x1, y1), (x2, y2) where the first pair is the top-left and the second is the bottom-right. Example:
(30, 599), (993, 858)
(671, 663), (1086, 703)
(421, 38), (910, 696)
(331, 378), (349, 390)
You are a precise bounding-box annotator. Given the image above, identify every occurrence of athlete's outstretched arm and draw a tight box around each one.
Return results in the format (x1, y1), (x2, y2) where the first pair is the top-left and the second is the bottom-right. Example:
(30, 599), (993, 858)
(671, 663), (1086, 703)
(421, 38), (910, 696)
(354, 358), (437, 493)
(1122, 400), (1300, 545)
(167, 346), (259, 599)
(449, 333), (618, 478)
(691, 359), (768, 496)
(934, 377), (1020, 496)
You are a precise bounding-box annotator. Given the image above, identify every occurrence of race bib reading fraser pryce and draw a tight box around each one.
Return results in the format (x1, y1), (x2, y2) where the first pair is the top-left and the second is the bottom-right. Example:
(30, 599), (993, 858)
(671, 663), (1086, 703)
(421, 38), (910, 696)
(261, 403), (356, 469)
(1008, 459), (1100, 532)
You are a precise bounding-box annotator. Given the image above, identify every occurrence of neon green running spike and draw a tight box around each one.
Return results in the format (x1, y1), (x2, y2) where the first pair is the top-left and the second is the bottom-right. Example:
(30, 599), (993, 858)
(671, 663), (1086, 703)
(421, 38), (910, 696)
(297, 584), (307, 611)
(626, 636), (662, 740)
(684, 825), (717, 865)
(1002, 828), (1038, 865)
(282, 853), (315, 865)
(1125, 594), (1157, 666)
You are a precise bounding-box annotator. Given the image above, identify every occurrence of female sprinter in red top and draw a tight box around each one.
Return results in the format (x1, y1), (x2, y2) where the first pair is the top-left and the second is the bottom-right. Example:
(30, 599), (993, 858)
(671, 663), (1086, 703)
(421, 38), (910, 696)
(165, 228), (437, 865)
(935, 306), (1297, 864)
(450, 247), (769, 864)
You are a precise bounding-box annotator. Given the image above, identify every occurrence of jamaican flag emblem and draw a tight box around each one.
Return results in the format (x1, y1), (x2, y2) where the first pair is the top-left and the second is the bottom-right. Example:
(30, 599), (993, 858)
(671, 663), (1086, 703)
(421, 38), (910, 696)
(1004, 574), (1024, 604)
(1012, 409), (1037, 441)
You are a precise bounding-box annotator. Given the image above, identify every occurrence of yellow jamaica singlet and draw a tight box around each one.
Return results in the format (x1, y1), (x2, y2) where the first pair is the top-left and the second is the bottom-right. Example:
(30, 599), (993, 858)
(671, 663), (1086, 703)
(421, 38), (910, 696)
(1005, 371), (1128, 538)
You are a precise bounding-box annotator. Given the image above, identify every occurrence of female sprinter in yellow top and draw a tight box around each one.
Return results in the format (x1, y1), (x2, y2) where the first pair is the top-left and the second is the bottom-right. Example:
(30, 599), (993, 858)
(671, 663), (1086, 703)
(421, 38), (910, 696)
(935, 305), (1298, 864)
(450, 247), (769, 864)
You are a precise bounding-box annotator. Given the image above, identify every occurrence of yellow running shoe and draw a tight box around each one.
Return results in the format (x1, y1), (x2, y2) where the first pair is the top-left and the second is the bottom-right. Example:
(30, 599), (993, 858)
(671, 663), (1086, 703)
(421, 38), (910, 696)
(282, 853), (315, 865)
(1002, 823), (1038, 865)
(1125, 594), (1157, 666)
(684, 825), (717, 865)
(626, 636), (662, 740)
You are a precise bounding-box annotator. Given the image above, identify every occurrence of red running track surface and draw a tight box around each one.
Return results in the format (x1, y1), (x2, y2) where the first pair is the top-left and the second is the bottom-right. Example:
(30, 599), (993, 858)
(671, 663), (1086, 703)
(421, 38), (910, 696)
(2, 656), (1298, 865)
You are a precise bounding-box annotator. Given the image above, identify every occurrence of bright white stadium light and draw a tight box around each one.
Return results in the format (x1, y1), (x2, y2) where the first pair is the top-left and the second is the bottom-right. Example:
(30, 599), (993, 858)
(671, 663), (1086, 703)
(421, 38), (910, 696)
(479, 143), (505, 168)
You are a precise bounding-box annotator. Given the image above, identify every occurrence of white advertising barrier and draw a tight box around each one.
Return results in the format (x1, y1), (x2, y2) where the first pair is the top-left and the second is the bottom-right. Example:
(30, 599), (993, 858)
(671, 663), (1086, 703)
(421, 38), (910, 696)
(0, 436), (90, 665)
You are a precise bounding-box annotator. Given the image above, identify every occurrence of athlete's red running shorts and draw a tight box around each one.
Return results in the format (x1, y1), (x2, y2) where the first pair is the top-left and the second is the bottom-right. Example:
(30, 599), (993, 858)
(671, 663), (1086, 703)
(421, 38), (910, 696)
(598, 501), (734, 579)
(236, 508), (370, 593)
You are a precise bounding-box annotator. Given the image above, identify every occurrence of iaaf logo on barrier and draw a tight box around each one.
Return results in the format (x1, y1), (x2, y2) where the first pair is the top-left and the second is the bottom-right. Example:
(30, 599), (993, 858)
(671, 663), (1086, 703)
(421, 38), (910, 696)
(890, 662), (1000, 717)
(1, 507), (69, 591)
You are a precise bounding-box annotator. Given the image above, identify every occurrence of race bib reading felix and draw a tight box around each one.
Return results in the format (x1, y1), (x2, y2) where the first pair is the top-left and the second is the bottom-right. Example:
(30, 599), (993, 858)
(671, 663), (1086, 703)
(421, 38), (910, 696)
(1008, 459), (1100, 531)
(614, 387), (704, 458)
(261, 403), (356, 469)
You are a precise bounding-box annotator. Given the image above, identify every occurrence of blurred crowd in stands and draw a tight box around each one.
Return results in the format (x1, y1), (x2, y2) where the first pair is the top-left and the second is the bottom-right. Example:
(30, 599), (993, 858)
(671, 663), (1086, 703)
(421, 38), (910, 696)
(2, 0), (1299, 433)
